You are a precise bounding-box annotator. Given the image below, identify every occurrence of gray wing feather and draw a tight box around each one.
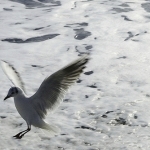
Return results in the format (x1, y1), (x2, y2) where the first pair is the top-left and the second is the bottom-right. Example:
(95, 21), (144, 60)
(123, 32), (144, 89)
(1, 60), (25, 92)
(29, 55), (90, 119)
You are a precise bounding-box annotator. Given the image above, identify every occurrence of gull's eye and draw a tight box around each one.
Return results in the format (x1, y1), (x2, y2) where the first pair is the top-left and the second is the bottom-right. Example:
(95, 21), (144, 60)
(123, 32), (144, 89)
(12, 92), (14, 94)
(14, 88), (18, 94)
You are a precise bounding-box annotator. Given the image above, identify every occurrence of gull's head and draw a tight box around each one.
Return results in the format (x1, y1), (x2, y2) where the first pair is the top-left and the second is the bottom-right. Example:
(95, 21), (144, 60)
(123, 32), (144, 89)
(4, 87), (20, 100)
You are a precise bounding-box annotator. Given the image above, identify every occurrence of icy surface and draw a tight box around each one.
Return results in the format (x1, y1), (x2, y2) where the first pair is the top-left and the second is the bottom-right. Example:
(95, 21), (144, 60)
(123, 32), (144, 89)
(1, 0), (150, 149)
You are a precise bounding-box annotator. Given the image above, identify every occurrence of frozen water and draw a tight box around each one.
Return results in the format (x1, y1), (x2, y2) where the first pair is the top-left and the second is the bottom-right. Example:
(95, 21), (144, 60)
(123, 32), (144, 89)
(2, 34), (60, 43)
(1, 0), (150, 149)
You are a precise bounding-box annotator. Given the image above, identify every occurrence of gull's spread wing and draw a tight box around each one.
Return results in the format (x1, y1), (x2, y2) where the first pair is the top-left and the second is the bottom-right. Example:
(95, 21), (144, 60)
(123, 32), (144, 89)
(29, 55), (89, 119)
(1, 60), (25, 92)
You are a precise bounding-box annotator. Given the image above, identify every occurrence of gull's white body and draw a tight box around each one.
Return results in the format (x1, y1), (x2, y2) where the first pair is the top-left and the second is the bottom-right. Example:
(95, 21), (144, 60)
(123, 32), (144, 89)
(1, 55), (89, 138)
(14, 89), (55, 131)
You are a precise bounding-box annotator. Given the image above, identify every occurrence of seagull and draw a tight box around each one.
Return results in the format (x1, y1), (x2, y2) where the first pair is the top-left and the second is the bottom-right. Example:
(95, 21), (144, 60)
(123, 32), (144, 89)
(1, 55), (89, 139)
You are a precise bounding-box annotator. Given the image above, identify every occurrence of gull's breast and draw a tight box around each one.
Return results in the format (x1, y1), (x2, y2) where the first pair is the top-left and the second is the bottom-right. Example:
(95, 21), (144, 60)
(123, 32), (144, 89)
(14, 95), (39, 124)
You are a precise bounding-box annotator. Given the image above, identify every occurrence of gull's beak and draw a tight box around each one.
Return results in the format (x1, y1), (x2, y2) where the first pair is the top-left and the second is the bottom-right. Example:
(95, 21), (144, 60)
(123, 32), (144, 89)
(4, 95), (10, 101)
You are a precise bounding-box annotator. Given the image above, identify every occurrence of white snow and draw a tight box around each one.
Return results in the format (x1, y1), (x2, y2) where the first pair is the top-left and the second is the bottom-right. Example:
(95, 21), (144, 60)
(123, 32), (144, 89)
(1, 0), (150, 149)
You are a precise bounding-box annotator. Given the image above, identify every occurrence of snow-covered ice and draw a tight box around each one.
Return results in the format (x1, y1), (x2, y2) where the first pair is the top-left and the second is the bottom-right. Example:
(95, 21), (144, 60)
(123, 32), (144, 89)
(1, 0), (150, 149)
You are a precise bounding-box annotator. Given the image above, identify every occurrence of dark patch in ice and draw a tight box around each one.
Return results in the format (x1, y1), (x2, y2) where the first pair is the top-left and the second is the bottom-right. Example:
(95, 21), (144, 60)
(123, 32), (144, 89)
(31, 65), (44, 68)
(10, 0), (61, 8)
(31, 64), (49, 69)
(87, 85), (97, 88)
(145, 15), (150, 19)
(111, 7), (133, 13)
(76, 79), (82, 83)
(141, 3), (150, 12)
(119, 3), (129, 7)
(64, 22), (88, 28)
(38, 0), (51, 2)
(121, 15), (132, 21)
(10, 0), (44, 8)
(38, 0), (61, 6)
(0, 116), (6, 119)
(64, 25), (70, 28)
(78, 22), (88, 26)
(64, 99), (69, 102)
(101, 111), (114, 118)
(68, 22), (88, 26)
(146, 94), (150, 97)
(131, 39), (139, 42)
(101, 114), (107, 118)
(85, 95), (89, 98)
(58, 146), (65, 150)
(84, 142), (91, 146)
(89, 112), (95, 115)
(106, 111), (114, 114)
(85, 45), (93, 50)
(74, 28), (91, 40)
(2, 34), (59, 43)
(25, 18), (32, 20)
(75, 126), (96, 131)
(109, 117), (128, 126)
(34, 27), (44, 30)
(114, 117), (127, 125)
(32, 65), (38, 67)
(124, 17), (132, 21)
(124, 31), (134, 41)
(134, 115), (138, 119)
(15, 22), (22, 25)
(140, 124), (148, 127)
(117, 56), (127, 59)
(3, 8), (13, 11)
(84, 71), (93, 75)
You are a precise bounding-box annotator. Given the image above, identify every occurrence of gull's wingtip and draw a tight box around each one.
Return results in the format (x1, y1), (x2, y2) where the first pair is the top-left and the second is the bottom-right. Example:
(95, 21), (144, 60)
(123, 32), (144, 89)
(79, 54), (91, 64)
(80, 53), (91, 61)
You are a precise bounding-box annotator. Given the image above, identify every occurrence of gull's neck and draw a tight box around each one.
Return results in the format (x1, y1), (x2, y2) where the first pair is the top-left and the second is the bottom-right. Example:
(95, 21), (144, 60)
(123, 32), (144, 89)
(14, 87), (27, 100)
(14, 92), (27, 101)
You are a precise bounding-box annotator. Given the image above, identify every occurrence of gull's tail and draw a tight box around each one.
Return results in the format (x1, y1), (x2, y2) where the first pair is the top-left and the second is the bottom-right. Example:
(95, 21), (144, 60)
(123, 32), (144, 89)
(40, 121), (60, 136)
